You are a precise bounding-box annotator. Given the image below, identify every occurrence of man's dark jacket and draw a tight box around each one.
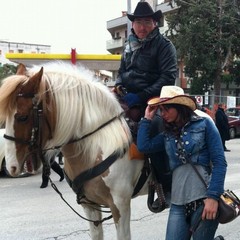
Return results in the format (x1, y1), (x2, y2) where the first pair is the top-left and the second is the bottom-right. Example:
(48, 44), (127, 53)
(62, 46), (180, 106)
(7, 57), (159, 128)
(116, 27), (177, 105)
(215, 107), (230, 141)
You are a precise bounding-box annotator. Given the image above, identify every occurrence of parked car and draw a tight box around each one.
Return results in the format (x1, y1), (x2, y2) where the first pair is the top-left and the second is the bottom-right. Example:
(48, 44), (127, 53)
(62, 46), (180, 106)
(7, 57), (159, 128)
(225, 107), (240, 139)
(0, 128), (32, 177)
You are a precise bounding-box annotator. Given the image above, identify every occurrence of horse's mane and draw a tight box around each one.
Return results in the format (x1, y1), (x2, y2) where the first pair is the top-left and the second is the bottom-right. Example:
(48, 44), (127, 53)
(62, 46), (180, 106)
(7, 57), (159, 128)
(0, 62), (131, 161)
(0, 74), (28, 124)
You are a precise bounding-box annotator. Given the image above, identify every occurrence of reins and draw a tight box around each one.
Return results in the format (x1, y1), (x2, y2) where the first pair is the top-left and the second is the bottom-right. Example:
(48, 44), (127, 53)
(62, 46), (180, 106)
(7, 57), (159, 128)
(49, 178), (113, 226)
(51, 112), (125, 150)
(49, 149), (126, 226)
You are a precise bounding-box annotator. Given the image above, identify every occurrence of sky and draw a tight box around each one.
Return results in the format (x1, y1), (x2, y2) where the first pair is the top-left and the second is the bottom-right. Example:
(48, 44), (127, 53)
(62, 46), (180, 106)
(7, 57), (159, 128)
(1, 0), (140, 54)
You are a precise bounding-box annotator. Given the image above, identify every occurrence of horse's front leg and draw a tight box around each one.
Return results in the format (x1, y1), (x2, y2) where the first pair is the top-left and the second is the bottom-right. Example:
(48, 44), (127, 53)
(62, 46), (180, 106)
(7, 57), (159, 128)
(109, 194), (131, 240)
(82, 205), (103, 240)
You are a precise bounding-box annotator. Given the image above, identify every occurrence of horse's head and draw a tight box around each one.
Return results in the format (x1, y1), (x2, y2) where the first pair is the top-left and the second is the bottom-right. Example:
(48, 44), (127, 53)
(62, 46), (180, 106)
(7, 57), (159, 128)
(0, 64), (45, 176)
(0, 62), (132, 178)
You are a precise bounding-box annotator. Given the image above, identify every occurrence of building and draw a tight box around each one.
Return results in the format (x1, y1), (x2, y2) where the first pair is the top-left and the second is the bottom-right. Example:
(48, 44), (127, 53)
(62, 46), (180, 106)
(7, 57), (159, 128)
(0, 41), (51, 65)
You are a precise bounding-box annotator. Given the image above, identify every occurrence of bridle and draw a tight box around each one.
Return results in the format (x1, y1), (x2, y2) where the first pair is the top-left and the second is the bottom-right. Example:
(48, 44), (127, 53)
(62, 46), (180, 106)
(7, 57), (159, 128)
(4, 93), (42, 147)
(3, 92), (48, 174)
(4, 91), (124, 156)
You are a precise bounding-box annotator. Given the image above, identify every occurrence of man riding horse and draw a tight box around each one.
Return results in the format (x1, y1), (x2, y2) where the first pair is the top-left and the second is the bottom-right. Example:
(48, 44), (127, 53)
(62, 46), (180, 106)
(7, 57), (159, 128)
(114, 1), (177, 208)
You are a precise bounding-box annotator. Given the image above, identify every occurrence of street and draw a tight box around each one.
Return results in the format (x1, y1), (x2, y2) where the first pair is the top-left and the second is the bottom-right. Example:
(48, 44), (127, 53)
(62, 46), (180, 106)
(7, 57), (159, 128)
(1, 138), (240, 240)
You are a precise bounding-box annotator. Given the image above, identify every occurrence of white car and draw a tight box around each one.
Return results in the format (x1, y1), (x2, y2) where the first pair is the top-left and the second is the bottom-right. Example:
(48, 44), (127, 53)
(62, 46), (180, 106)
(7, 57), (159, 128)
(0, 128), (9, 175)
(0, 128), (32, 177)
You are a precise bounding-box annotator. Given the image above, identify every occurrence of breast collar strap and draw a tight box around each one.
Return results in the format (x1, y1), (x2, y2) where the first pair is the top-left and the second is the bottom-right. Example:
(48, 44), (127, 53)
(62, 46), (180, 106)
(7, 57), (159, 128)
(64, 149), (126, 201)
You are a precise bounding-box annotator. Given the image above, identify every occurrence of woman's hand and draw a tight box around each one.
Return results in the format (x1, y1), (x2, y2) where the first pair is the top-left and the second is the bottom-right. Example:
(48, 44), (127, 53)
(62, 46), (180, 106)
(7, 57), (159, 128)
(202, 198), (219, 220)
(144, 105), (158, 120)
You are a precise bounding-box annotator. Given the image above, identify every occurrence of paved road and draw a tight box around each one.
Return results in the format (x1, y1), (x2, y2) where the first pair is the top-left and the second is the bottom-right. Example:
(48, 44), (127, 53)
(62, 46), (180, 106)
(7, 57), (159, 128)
(0, 138), (240, 240)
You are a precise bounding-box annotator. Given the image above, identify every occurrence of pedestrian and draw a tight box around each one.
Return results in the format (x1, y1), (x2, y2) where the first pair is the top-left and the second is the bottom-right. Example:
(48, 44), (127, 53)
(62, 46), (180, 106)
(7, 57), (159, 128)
(215, 103), (231, 152)
(40, 154), (64, 189)
(115, 1), (177, 117)
(137, 86), (227, 240)
(57, 151), (64, 165)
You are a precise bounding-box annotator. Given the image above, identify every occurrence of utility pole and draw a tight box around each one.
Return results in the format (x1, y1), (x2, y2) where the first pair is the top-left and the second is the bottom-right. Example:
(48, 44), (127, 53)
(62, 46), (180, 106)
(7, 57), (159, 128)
(127, 0), (132, 36)
(214, 0), (223, 104)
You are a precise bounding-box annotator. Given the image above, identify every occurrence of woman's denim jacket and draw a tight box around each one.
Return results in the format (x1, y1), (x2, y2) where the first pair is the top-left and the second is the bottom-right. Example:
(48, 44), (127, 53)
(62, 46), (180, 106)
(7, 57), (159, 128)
(137, 115), (227, 200)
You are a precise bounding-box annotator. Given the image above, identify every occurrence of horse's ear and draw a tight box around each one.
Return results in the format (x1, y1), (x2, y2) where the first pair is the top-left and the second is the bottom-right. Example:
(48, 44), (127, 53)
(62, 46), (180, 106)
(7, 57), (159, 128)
(28, 67), (44, 93)
(16, 63), (27, 75)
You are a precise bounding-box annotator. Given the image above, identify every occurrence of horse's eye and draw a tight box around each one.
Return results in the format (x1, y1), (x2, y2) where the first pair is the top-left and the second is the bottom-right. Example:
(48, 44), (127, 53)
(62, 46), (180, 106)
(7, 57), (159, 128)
(14, 113), (28, 122)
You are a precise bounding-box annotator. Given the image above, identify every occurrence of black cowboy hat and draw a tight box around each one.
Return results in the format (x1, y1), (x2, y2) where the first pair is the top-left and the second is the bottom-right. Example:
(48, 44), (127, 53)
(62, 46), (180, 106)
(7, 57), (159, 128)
(127, 2), (162, 22)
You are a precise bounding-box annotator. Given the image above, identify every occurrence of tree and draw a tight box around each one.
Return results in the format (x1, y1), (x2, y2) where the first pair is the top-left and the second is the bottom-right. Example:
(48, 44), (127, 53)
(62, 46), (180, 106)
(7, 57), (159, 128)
(229, 59), (240, 86)
(0, 64), (17, 84)
(166, 0), (240, 102)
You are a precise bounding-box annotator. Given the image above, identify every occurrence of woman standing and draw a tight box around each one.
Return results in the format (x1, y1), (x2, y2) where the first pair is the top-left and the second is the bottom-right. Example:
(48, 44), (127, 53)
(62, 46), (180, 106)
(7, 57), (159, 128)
(137, 86), (227, 240)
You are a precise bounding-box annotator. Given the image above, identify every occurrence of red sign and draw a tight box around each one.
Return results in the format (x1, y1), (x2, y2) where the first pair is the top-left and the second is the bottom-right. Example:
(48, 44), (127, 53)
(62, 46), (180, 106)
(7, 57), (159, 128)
(71, 48), (76, 65)
(195, 96), (203, 105)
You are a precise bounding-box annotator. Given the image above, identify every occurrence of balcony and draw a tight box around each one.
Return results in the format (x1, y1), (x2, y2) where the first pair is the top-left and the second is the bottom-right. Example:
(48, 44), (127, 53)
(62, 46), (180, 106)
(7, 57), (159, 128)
(106, 37), (126, 53)
(107, 16), (127, 31)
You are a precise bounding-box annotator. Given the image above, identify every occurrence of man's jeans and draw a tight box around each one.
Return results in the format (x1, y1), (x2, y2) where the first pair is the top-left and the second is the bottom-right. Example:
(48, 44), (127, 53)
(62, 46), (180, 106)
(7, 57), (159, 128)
(166, 203), (219, 240)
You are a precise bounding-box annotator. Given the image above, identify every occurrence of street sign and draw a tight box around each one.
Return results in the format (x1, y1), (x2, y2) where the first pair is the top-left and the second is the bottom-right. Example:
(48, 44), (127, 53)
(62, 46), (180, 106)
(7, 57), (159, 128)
(195, 95), (203, 105)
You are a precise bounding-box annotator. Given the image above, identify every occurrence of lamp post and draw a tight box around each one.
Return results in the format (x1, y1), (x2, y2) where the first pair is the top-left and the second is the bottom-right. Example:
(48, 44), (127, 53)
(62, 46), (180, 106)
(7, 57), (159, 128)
(127, 0), (132, 36)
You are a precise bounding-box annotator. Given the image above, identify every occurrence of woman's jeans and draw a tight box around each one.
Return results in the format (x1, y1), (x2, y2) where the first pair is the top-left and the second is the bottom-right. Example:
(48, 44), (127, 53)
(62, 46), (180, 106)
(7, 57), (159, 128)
(166, 204), (219, 240)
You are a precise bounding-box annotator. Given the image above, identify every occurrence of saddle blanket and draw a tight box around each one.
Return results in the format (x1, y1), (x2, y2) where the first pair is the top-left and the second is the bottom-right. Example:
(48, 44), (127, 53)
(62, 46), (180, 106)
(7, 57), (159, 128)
(129, 143), (145, 160)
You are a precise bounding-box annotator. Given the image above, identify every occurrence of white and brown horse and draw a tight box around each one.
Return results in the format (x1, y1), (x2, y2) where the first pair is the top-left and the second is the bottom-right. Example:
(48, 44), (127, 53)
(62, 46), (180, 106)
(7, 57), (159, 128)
(0, 62), (153, 240)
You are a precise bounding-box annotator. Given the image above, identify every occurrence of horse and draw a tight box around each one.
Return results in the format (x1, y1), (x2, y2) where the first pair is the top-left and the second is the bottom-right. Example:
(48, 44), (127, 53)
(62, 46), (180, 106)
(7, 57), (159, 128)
(0, 62), (157, 240)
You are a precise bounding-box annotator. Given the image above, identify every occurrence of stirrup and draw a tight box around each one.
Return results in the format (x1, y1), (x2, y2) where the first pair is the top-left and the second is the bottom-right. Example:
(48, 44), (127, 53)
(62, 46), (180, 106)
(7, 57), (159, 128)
(147, 180), (167, 213)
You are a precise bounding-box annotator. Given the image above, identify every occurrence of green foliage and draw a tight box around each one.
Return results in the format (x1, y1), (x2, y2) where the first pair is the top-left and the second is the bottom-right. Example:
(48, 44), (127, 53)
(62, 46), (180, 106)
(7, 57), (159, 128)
(0, 64), (17, 83)
(229, 60), (240, 86)
(190, 76), (205, 95)
(166, 0), (240, 95)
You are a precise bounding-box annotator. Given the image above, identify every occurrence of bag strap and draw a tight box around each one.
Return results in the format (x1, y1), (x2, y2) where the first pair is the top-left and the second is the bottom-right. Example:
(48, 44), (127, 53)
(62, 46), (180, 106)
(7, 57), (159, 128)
(177, 139), (208, 188)
(188, 159), (208, 188)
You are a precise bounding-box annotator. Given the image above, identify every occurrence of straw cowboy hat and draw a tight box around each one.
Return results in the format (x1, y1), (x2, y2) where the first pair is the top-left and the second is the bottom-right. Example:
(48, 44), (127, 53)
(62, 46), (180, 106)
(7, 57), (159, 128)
(127, 2), (162, 22)
(147, 86), (197, 111)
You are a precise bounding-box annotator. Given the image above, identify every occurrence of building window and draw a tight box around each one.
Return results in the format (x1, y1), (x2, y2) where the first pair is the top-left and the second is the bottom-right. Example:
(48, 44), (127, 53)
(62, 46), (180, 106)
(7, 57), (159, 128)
(18, 49), (23, 53)
(114, 32), (120, 39)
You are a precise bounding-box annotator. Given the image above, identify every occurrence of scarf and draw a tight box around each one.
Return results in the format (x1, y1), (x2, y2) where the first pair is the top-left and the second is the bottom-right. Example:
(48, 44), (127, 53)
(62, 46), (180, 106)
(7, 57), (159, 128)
(124, 27), (159, 63)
